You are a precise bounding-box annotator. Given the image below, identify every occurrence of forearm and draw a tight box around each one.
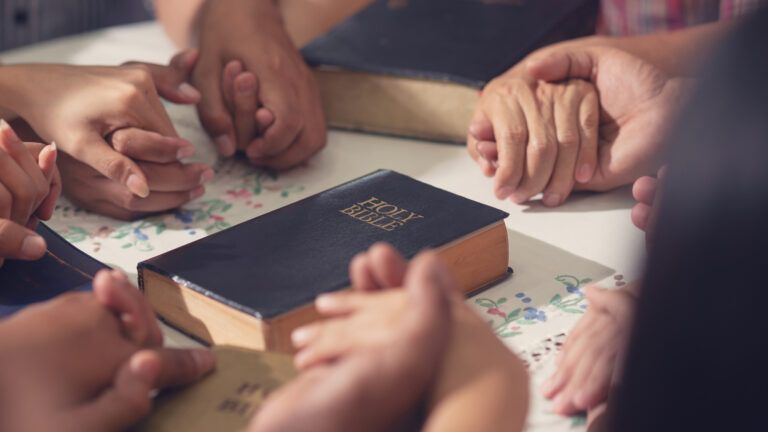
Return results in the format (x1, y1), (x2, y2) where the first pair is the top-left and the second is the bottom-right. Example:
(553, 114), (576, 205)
(533, 21), (733, 77)
(0, 66), (27, 120)
(155, 0), (372, 49)
(423, 307), (529, 432)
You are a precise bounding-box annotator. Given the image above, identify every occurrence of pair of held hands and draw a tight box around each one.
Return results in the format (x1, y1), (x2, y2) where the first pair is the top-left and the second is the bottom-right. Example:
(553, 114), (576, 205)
(0, 270), (214, 432)
(468, 44), (686, 207)
(11, 0), (325, 221)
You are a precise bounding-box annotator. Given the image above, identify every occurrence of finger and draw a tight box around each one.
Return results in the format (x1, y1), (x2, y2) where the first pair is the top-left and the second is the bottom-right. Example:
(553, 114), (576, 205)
(542, 312), (595, 398)
(233, 72), (259, 151)
(95, 180), (204, 215)
(574, 89), (599, 184)
(256, 107), (276, 134)
(510, 88), (558, 204)
(542, 85), (581, 207)
(0, 121), (49, 197)
(0, 145), (38, 224)
(195, 61), (236, 157)
(368, 242), (408, 288)
(222, 60), (243, 113)
(488, 97), (526, 200)
(0, 218), (47, 260)
(468, 108), (495, 142)
(36, 150), (61, 221)
(248, 132), (323, 171)
(292, 320), (357, 370)
(526, 49), (598, 83)
(119, 64), (182, 139)
(632, 176), (658, 206)
(109, 128), (195, 163)
(475, 141), (498, 177)
(125, 50), (201, 104)
(138, 162), (213, 193)
(349, 252), (378, 291)
(554, 323), (611, 415)
(36, 142), (58, 183)
(67, 351), (157, 432)
(314, 291), (369, 316)
(247, 99), (303, 158)
(66, 133), (150, 198)
(93, 269), (163, 347)
(152, 348), (216, 389)
(631, 203), (653, 231)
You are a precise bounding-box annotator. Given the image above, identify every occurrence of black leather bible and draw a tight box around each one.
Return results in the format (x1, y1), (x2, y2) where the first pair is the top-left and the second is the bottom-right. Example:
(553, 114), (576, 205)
(139, 170), (510, 352)
(302, 0), (598, 143)
(0, 223), (108, 317)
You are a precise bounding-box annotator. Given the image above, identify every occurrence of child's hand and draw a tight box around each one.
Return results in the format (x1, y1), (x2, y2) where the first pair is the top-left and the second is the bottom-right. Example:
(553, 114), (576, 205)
(541, 283), (638, 416)
(0, 121), (59, 265)
(0, 270), (215, 431)
(468, 75), (599, 207)
(193, 0), (326, 169)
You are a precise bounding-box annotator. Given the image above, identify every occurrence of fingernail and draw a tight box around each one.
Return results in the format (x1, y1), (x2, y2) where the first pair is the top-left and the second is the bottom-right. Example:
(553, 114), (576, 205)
(111, 269), (129, 282)
(291, 327), (315, 347)
(49, 142), (58, 162)
(576, 164), (592, 183)
(126, 174), (150, 198)
(497, 186), (514, 199)
(191, 349), (216, 372)
(215, 135), (235, 157)
(190, 186), (205, 200)
(21, 235), (46, 259)
(129, 354), (156, 383)
(177, 144), (196, 160)
(315, 294), (339, 311)
(236, 76), (255, 93)
(199, 168), (214, 185)
(543, 193), (561, 207)
(510, 192), (528, 204)
(178, 82), (201, 100)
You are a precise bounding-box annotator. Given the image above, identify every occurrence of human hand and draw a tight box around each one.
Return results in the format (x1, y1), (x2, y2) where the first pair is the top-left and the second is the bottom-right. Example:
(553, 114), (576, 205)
(0, 121), (60, 265)
(471, 46), (687, 205)
(0, 270), (216, 432)
(193, 0), (326, 169)
(632, 167), (665, 248)
(250, 249), (451, 432)
(541, 283), (638, 415)
(5, 51), (205, 201)
(468, 74), (599, 207)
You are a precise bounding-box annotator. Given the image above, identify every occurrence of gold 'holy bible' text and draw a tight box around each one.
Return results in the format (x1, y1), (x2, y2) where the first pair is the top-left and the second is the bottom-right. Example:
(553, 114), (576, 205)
(340, 196), (424, 231)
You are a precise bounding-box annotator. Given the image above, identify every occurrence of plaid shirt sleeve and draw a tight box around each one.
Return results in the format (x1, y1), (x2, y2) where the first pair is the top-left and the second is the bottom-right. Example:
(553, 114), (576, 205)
(599, 0), (768, 36)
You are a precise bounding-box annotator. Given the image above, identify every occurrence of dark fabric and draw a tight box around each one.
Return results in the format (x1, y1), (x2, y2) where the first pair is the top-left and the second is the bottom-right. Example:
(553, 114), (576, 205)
(609, 7), (768, 431)
(0, 0), (152, 51)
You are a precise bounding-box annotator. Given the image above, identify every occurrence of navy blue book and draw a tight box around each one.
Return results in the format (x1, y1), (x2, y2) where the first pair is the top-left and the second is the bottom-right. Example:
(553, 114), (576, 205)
(139, 170), (510, 352)
(302, 0), (597, 143)
(0, 224), (108, 317)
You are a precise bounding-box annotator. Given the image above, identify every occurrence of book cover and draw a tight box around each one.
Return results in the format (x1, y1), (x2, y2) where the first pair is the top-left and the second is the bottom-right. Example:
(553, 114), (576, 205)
(301, 0), (598, 142)
(0, 223), (108, 316)
(139, 170), (508, 321)
(132, 346), (295, 432)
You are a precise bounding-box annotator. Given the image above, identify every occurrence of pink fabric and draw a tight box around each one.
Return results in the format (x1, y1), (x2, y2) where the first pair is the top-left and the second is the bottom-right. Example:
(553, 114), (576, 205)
(598, 0), (766, 36)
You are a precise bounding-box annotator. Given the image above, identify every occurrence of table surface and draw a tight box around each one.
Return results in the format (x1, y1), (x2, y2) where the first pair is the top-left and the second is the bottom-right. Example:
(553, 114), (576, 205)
(0, 22), (645, 432)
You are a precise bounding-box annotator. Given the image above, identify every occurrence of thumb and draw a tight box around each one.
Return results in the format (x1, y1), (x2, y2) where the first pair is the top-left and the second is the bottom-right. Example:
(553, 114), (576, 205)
(65, 351), (159, 432)
(126, 50), (201, 104)
(69, 134), (150, 198)
(0, 218), (47, 261)
(526, 48), (598, 83)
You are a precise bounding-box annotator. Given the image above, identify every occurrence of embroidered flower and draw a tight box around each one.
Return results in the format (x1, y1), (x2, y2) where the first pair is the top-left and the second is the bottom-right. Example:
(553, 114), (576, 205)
(486, 307), (506, 318)
(524, 307), (547, 321)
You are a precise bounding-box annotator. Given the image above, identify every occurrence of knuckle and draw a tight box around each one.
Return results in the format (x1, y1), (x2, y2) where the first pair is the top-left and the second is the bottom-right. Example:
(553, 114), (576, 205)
(115, 84), (145, 107)
(528, 136), (555, 155)
(557, 131), (579, 149)
(126, 64), (153, 85)
(101, 156), (129, 181)
(580, 108), (599, 130)
(110, 131), (132, 154)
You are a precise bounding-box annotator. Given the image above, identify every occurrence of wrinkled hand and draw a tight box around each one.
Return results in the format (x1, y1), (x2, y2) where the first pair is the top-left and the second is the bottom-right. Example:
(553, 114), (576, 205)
(194, 0), (326, 169)
(470, 46), (688, 205)
(0, 121), (59, 264)
(0, 270), (216, 432)
(542, 283), (638, 415)
(468, 74), (599, 207)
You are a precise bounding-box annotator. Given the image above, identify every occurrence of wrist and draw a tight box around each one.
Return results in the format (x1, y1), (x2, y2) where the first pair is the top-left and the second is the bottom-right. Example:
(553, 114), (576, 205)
(0, 65), (26, 120)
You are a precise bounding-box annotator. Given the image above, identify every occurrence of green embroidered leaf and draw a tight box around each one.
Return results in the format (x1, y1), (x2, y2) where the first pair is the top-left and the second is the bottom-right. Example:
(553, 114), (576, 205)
(499, 332), (521, 338)
(580, 278), (592, 284)
(550, 294), (562, 305)
(121, 243), (132, 249)
(507, 308), (521, 320)
(563, 308), (585, 314)
(497, 297), (507, 304)
(155, 224), (167, 235)
(474, 299), (495, 307)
